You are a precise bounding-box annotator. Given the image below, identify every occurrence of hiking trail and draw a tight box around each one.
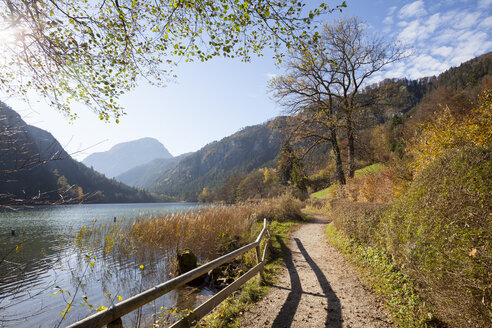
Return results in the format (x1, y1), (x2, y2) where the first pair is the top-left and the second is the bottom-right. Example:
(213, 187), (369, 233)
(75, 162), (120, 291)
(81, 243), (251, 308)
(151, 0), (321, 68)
(241, 213), (392, 328)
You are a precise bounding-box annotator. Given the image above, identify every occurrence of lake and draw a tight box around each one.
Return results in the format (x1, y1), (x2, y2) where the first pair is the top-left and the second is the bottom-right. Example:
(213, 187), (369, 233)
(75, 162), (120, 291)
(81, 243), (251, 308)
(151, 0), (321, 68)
(0, 203), (211, 328)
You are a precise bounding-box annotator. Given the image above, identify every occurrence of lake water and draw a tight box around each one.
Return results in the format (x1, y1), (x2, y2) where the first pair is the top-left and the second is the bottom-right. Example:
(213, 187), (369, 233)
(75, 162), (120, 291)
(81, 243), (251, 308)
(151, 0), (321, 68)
(0, 203), (211, 328)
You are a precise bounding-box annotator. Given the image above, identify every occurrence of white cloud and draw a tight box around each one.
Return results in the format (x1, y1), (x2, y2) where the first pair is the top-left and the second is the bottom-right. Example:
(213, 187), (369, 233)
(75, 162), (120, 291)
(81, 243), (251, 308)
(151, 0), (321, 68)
(405, 54), (450, 78)
(479, 16), (492, 28)
(377, 1), (492, 80)
(478, 0), (492, 9)
(266, 73), (277, 80)
(452, 30), (492, 64)
(398, 19), (421, 43)
(397, 15), (440, 44)
(388, 6), (398, 16)
(398, 1), (427, 19)
(383, 15), (394, 25)
(431, 46), (453, 57)
(454, 11), (481, 29)
(432, 28), (458, 44)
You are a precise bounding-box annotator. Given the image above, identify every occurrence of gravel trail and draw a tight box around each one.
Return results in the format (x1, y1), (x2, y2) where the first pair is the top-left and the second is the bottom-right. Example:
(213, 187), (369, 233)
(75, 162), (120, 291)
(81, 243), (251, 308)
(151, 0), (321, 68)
(240, 213), (391, 328)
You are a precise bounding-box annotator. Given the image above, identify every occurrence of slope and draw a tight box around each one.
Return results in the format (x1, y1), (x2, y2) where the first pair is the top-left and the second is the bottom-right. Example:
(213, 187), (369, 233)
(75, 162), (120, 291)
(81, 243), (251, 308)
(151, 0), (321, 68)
(82, 137), (173, 178)
(147, 119), (285, 201)
(0, 103), (156, 204)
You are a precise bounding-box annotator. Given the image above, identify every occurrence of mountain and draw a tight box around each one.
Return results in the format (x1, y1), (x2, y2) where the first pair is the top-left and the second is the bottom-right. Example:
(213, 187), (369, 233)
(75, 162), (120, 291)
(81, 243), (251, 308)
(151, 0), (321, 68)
(116, 153), (191, 188)
(0, 104), (156, 204)
(145, 119), (285, 201)
(82, 137), (173, 178)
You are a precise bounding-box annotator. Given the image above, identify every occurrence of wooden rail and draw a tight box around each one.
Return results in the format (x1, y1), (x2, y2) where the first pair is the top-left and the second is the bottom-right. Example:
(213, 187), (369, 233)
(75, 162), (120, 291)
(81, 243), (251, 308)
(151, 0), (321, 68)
(67, 219), (269, 328)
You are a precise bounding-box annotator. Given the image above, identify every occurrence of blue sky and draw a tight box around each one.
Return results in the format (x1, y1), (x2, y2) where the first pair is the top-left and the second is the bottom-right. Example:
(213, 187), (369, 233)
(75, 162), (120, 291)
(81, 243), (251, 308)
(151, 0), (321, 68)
(8, 0), (492, 160)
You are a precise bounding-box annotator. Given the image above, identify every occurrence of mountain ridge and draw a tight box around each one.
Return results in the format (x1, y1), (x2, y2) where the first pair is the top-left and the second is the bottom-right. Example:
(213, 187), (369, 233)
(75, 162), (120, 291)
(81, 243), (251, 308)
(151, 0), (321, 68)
(82, 137), (173, 178)
(0, 104), (156, 204)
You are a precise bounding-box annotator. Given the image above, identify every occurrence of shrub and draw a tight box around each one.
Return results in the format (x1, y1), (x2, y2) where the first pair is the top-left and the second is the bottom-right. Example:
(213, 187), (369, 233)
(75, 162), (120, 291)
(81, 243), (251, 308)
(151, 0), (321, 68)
(407, 88), (492, 176)
(272, 192), (304, 221)
(383, 147), (492, 327)
(330, 199), (389, 246)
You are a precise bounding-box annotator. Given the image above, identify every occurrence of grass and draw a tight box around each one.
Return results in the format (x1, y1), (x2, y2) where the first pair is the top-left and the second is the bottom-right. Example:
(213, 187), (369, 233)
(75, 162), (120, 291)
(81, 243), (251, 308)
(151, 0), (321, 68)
(354, 163), (383, 177)
(310, 184), (337, 199)
(324, 223), (436, 328)
(310, 163), (384, 199)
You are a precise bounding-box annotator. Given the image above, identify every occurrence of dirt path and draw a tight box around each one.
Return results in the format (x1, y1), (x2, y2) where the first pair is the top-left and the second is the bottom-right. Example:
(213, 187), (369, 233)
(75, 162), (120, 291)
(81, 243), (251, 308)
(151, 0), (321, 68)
(241, 214), (391, 328)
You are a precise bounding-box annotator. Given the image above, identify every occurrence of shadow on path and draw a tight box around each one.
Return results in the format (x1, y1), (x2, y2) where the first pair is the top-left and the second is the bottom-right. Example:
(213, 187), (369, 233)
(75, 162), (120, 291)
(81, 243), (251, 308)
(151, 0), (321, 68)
(295, 238), (342, 327)
(271, 235), (342, 327)
(272, 235), (302, 328)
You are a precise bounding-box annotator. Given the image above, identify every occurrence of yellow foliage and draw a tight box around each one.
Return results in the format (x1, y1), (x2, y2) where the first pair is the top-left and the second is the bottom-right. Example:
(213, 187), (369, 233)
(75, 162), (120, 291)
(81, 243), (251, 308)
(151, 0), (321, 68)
(263, 168), (277, 184)
(408, 88), (492, 176)
(77, 186), (84, 199)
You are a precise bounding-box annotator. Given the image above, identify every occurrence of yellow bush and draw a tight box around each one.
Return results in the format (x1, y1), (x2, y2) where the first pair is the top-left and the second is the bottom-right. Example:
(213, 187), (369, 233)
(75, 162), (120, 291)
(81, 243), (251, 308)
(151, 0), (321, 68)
(408, 88), (492, 176)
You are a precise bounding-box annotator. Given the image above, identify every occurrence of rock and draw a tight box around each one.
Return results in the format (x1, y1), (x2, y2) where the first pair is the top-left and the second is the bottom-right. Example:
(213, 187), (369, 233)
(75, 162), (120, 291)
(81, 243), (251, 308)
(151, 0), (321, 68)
(176, 249), (206, 286)
(177, 249), (198, 274)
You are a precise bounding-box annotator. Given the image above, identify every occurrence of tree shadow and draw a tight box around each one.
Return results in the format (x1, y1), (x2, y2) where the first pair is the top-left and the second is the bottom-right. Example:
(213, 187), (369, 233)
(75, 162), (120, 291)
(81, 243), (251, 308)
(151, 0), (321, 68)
(294, 238), (341, 327)
(270, 235), (342, 327)
(272, 235), (302, 328)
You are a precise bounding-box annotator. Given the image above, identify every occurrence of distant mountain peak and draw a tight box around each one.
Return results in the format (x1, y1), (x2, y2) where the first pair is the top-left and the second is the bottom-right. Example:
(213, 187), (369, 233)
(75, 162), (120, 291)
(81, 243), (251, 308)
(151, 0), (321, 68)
(82, 138), (173, 178)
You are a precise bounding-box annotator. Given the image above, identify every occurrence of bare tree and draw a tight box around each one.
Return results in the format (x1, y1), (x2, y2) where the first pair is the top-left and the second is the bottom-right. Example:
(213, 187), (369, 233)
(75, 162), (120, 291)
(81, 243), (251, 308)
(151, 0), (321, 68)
(269, 42), (347, 185)
(269, 17), (406, 185)
(323, 17), (406, 177)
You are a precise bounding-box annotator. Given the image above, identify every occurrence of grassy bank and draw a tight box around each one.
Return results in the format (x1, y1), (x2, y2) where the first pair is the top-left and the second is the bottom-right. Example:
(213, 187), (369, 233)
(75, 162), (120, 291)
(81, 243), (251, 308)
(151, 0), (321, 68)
(321, 146), (491, 327)
(324, 222), (432, 327)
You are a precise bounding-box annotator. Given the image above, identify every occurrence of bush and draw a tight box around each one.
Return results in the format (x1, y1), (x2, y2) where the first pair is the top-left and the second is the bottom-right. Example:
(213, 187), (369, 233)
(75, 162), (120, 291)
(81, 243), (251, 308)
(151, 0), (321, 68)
(383, 147), (492, 327)
(330, 199), (389, 246)
(273, 193), (304, 221)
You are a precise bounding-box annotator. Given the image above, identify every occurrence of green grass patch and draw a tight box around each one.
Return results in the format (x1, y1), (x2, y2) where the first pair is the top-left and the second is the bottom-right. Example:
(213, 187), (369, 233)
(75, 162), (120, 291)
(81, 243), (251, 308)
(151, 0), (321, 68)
(354, 163), (383, 177)
(310, 163), (383, 199)
(324, 223), (435, 328)
(310, 184), (337, 199)
(200, 219), (301, 328)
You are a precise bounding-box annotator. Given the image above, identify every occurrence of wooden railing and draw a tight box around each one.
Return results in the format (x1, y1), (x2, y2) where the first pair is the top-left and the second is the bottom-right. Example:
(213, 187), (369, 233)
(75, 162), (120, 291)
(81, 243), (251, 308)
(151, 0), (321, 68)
(67, 219), (270, 328)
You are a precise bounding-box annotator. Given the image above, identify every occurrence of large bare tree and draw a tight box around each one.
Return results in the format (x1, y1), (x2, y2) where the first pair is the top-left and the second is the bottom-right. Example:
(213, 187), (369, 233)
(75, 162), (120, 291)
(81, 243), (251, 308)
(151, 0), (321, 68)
(269, 42), (347, 185)
(324, 17), (406, 177)
(270, 17), (405, 186)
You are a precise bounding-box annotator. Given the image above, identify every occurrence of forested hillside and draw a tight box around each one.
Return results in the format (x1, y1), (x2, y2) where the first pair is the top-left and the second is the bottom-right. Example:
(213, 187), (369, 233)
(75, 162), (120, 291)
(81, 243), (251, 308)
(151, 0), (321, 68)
(116, 153), (190, 188)
(0, 104), (156, 205)
(147, 119), (285, 201)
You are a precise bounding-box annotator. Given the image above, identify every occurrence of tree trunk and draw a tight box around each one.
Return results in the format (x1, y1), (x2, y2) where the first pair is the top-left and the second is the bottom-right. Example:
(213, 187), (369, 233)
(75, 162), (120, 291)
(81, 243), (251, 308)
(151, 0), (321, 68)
(330, 129), (346, 185)
(347, 121), (355, 178)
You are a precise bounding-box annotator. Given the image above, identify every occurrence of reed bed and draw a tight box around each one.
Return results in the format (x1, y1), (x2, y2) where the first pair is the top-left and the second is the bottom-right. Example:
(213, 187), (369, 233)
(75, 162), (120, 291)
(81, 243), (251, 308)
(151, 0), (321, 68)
(77, 193), (304, 269)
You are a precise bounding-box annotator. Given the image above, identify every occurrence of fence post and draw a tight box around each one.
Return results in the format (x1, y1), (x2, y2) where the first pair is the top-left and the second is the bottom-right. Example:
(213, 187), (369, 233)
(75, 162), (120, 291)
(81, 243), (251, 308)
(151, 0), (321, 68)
(255, 244), (264, 282)
(255, 218), (267, 282)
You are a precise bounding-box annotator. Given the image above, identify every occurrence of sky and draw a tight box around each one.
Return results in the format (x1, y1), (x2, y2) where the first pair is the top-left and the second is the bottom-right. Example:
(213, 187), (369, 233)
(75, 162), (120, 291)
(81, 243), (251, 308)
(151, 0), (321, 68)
(5, 0), (492, 161)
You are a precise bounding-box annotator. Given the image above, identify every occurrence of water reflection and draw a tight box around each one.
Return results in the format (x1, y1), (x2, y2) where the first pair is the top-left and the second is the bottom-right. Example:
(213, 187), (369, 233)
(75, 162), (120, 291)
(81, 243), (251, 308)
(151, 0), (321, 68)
(0, 203), (206, 327)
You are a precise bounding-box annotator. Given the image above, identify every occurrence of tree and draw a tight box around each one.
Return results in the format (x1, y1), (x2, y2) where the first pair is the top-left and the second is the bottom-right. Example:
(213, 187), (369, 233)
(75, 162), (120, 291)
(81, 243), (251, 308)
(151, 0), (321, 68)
(0, 0), (346, 121)
(277, 140), (307, 194)
(269, 33), (347, 186)
(277, 141), (294, 185)
(269, 17), (405, 185)
(322, 17), (405, 177)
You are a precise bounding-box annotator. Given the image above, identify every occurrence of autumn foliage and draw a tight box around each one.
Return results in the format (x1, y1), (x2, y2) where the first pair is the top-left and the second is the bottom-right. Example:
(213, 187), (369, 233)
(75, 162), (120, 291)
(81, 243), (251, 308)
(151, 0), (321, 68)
(328, 88), (492, 327)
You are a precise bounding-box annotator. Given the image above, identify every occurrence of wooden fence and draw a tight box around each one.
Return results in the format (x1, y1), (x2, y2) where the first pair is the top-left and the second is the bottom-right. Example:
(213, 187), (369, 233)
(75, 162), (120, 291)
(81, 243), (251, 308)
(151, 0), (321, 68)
(67, 219), (270, 328)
